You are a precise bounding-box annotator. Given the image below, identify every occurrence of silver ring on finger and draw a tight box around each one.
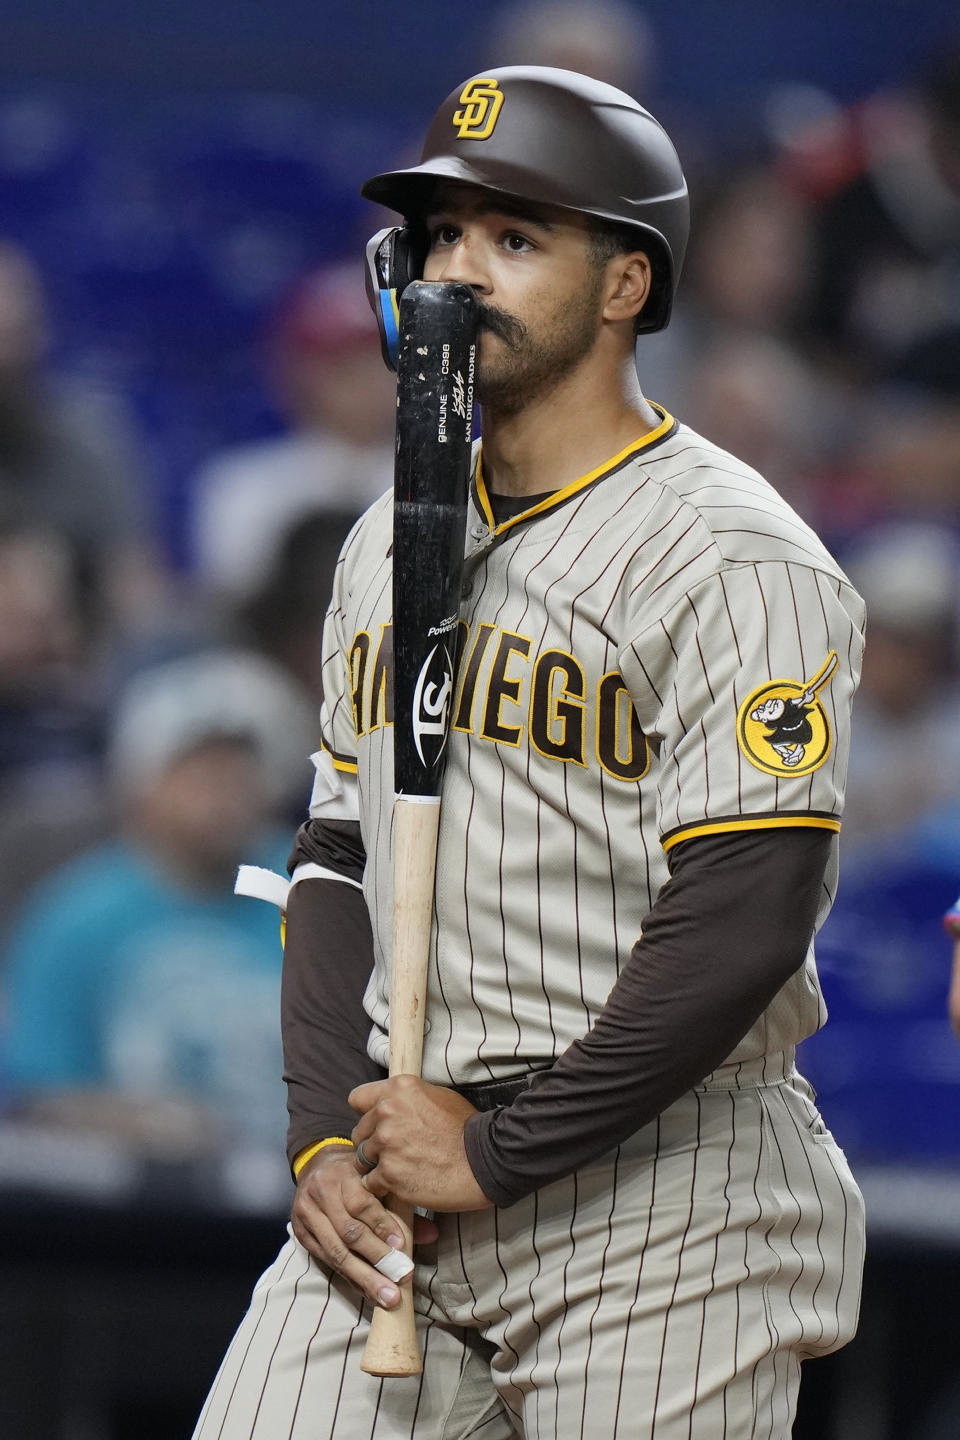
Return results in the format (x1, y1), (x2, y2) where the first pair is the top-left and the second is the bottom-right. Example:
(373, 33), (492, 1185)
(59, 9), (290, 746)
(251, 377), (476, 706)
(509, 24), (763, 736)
(355, 1138), (377, 1173)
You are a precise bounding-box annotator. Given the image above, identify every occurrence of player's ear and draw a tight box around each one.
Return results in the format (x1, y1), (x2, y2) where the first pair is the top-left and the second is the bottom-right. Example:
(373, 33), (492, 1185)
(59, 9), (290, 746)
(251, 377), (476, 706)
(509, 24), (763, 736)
(602, 252), (652, 325)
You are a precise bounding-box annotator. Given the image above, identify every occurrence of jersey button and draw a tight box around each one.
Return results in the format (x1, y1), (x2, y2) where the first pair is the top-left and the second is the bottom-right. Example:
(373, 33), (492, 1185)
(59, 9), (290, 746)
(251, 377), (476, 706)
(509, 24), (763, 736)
(470, 524), (487, 540)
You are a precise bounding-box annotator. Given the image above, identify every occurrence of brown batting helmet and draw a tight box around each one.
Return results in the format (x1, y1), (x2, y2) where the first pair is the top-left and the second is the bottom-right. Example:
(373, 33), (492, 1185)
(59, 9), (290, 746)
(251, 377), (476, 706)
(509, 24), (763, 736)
(361, 66), (689, 333)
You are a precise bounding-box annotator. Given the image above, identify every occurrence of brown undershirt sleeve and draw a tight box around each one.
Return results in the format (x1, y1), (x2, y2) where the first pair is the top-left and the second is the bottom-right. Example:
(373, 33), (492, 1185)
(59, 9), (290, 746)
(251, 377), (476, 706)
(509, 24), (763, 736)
(282, 819), (385, 1167)
(463, 826), (833, 1208)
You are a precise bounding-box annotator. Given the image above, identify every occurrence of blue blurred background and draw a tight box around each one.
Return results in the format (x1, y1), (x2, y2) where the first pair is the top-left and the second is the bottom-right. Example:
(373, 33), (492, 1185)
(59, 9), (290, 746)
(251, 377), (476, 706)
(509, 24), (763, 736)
(0, 1), (959, 1435)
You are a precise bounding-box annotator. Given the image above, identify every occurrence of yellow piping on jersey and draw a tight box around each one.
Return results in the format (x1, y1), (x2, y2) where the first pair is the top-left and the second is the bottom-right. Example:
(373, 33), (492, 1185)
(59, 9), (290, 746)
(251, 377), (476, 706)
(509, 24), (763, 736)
(475, 404), (676, 534)
(661, 814), (841, 852)
(320, 739), (359, 776)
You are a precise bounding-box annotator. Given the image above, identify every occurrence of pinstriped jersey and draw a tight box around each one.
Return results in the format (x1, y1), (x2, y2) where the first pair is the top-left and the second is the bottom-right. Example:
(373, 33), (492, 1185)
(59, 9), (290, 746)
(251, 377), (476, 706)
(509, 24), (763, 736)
(319, 407), (865, 1086)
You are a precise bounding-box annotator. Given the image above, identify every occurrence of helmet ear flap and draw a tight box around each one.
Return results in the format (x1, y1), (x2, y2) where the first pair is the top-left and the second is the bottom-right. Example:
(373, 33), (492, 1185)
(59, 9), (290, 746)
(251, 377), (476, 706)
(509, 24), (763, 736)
(364, 225), (429, 370)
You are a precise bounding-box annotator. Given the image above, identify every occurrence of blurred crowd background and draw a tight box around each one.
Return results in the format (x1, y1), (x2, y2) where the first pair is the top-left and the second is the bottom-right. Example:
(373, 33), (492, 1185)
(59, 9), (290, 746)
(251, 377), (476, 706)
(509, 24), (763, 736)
(0, 1), (959, 1435)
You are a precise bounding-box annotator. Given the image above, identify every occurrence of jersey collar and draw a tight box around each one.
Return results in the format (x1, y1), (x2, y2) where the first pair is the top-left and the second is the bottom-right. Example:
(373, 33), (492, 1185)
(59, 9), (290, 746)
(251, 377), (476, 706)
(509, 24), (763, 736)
(473, 404), (677, 537)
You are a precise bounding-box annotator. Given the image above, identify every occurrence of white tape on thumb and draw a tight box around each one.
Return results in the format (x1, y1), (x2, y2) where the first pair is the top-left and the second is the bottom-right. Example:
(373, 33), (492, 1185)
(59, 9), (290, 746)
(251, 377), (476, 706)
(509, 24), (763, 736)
(374, 1248), (415, 1282)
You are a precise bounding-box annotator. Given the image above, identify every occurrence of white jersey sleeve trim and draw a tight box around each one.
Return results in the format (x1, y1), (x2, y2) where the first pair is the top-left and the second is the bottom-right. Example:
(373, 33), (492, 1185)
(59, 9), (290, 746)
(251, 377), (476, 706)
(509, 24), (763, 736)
(308, 748), (360, 821)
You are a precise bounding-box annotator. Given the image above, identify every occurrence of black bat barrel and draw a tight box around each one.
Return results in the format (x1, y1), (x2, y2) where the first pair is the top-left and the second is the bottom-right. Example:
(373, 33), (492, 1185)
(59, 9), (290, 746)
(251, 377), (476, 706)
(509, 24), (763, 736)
(392, 281), (479, 798)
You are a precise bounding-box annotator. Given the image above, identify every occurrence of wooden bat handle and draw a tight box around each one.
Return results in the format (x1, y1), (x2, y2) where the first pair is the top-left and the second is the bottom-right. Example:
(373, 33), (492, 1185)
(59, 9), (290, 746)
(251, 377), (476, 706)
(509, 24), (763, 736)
(360, 795), (441, 1377)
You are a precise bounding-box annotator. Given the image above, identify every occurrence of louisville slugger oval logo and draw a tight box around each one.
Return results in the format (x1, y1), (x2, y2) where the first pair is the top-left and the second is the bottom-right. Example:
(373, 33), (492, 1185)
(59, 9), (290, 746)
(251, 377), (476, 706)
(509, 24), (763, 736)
(412, 642), (455, 769)
(452, 79), (504, 140)
(737, 652), (838, 778)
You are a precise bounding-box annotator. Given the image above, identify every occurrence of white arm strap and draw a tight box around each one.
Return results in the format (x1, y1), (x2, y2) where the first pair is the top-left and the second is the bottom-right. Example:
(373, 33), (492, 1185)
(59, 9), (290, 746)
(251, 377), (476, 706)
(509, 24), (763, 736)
(233, 750), (363, 912)
(234, 861), (362, 912)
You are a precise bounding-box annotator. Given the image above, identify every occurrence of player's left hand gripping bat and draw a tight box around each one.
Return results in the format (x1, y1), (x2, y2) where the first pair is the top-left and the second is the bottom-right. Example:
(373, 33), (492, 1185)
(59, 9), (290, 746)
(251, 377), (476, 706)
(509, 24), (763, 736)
(360, 279), (479, 1378)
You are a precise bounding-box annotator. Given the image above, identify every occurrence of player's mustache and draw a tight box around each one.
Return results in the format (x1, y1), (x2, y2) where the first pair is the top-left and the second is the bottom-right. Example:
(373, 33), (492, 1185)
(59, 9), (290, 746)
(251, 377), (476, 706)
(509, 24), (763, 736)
(476, 303), (526, 348)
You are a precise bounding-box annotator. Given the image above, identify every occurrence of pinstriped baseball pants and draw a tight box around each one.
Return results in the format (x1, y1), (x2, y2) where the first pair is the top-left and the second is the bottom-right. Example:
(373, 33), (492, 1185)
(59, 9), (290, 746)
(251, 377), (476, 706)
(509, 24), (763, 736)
(193, 1055), (864, 1440)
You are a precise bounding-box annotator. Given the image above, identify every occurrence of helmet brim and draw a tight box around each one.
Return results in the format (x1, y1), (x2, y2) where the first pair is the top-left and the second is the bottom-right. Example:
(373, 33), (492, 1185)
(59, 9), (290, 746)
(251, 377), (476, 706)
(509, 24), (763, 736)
(361, 158), (681, 272)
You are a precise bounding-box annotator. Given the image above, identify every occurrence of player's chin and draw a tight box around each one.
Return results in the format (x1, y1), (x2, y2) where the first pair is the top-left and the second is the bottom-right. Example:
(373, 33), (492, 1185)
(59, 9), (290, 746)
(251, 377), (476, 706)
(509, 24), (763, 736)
(476, 328), (505, 367)
(474, 356), (522, 413)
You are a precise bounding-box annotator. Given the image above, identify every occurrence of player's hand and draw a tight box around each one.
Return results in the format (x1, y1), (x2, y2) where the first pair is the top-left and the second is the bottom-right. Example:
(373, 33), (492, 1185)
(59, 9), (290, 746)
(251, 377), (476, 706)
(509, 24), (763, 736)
(290, 1144), (439, 1310)
(348, 1075), (493, 1212)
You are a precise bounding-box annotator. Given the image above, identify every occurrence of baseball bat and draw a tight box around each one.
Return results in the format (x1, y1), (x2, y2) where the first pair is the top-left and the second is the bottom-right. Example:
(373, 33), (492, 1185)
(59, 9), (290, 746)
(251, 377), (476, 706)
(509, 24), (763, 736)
(360, 280), (479, 1377)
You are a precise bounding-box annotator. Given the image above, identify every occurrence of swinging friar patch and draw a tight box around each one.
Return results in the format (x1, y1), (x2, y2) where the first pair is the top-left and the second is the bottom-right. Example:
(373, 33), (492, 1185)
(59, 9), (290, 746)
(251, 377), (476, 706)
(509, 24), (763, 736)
(737, 652), (838, 778)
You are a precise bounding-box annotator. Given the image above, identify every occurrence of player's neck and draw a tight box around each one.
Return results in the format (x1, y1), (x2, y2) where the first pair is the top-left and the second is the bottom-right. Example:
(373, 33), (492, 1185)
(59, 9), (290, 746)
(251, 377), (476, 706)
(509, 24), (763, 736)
(480, 354), (661, 497)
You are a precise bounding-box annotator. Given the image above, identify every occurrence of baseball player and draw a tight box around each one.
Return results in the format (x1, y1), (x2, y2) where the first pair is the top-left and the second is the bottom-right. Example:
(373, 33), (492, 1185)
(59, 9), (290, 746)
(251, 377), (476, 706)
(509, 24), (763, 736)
(193, 67), (865, 1439)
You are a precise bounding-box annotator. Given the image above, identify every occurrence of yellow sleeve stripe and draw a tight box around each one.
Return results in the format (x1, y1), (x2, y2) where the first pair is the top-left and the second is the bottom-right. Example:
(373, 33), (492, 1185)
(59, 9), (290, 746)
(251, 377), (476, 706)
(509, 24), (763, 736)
(662, 814), (841, 852)
(292, 1137), (355, 1177)
(319, 738), (359, 775)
